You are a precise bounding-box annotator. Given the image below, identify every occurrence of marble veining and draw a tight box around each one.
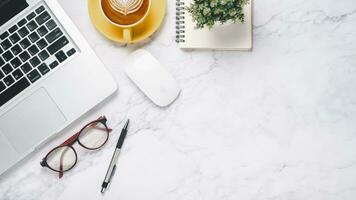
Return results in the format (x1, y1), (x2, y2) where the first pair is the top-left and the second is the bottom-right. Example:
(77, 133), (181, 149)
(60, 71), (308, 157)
(1, 0), (356, 199)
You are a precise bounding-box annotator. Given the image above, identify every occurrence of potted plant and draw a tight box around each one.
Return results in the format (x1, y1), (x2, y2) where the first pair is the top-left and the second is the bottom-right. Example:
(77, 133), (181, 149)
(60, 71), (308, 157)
(186, 0), (249, 29)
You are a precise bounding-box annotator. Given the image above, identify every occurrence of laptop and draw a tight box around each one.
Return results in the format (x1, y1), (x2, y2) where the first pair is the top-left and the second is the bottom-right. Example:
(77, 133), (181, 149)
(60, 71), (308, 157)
(0, 0), (117, 175)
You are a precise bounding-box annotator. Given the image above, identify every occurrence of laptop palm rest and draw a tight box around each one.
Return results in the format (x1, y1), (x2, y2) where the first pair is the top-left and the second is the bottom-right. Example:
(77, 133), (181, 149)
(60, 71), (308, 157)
(0, 88), (66, 155)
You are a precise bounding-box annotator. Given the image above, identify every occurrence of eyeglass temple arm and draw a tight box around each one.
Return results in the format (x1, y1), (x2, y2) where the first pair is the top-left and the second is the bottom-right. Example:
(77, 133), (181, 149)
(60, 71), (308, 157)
(58, 148), (69, 178)
(62, 132), (80, 146)
(56, 131), (78, 178)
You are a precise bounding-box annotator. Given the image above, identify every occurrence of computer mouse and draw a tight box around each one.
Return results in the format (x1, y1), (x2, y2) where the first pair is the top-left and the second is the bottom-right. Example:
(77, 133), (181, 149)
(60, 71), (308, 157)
(125, 49), (181, 107)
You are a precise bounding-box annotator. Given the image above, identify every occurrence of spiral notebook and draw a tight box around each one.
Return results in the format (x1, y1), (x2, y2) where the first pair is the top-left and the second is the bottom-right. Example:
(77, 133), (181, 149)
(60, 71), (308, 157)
(176, 0), (253, 50)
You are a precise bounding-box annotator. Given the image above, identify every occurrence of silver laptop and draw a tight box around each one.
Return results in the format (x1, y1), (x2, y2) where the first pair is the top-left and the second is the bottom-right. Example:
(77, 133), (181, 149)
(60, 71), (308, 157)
(0, 0), (117, 175)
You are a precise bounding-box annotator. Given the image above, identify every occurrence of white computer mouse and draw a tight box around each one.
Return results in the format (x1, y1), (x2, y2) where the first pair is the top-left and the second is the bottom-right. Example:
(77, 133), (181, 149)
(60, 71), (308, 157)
(125, 49), (181, 107)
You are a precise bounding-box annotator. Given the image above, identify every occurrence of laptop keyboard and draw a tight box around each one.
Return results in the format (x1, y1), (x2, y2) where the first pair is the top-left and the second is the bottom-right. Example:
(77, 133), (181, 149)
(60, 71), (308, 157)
(0, 4), (77, 107)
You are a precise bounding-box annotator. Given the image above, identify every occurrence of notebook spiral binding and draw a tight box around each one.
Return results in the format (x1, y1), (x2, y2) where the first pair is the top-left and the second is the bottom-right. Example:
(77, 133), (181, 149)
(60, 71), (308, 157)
(175, 0), (185, 43)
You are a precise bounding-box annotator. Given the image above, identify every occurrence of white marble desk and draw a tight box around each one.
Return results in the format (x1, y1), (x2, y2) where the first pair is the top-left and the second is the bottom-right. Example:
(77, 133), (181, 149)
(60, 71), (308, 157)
(1, 0), (356, 199)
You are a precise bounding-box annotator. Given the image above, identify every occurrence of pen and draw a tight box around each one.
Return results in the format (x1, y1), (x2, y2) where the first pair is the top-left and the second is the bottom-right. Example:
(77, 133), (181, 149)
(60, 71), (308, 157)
(101, 119), (130, 193)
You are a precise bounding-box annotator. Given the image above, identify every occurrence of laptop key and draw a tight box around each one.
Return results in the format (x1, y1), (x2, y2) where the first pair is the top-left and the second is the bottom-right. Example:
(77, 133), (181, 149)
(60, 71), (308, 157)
(27, 69), (41, 83)
(28, 45), (39, 56)
(9, 25), (18, 33)
(3, 75), (15, 86)
(35, 11), (51, 25)
(38, 50), (49, 61)
(45, 19), (57, 30)
(0, 81), (5, 93)
(47, 36), (68, 55)
(10, 57), (22, 68)
(18, 26), (30, 37)
(0, 46), (3, 54)
(2, 63), (13, 74)
(1, 39), (12, 50)
(11, 44), (22, 55)
(0, 77), (30, 107)
(30, 56), (41, 67)
(37, 26), (48, 36)
(29, 32), (40, 43)
(0, 32), (9, 40)
(3, 51), (14, 62)
(49, 61), (58, 69)
(12, 68), (24, 80)
(36, 6), (45, 14)
(67, 48), (76, 57)
(0, 70), (4, 79)
(0, 57), (4, 67)
(27, 20), (38, 31)
(18, 18), (27, 27)
(19, 51), (31, 62)
(45, 28), (63, 43)
(9, 33), (21, 44)
(21, 62), (32, 74)
(37, 39), (48, 49)
(19, 38), (31, 49)
(38, 63), (50, 75)
(55, 50), (67, 63)
(27, 12), (36, 20)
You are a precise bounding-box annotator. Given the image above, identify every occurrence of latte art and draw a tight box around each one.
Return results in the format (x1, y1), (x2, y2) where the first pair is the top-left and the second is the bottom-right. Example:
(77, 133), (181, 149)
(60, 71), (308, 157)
(102, 0), (150, 26)
(109, 0), (144, 15)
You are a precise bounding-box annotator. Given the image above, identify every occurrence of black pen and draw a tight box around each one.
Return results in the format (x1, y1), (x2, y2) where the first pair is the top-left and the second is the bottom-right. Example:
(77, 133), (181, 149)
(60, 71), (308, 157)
(101, 119), (130, 193)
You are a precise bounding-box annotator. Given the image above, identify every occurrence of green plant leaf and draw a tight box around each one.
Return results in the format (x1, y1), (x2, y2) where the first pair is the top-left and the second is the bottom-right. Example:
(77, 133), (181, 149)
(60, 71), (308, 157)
(186, 0), (249, 29)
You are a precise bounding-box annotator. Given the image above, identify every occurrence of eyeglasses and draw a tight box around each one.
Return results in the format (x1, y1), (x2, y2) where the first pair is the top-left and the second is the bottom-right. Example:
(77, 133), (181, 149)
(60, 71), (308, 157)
(40, 116), (112, 178)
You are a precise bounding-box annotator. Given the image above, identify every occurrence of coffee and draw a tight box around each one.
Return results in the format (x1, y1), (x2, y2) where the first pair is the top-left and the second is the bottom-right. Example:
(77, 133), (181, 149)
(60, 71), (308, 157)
(101, 0), (150, 26)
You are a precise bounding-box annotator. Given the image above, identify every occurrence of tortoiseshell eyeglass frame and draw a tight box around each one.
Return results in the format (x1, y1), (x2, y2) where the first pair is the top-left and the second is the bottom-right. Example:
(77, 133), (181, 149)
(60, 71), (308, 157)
(40, 116), (112, 178)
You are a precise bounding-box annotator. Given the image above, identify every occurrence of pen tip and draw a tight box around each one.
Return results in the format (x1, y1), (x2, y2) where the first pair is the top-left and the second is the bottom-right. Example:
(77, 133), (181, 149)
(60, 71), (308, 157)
(101, 187), (105, 193)
(124, 119), (130, 130)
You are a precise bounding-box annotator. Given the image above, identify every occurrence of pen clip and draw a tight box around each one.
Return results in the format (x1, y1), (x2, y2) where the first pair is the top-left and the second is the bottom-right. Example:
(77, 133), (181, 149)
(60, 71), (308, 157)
(109, 165), (116, 183)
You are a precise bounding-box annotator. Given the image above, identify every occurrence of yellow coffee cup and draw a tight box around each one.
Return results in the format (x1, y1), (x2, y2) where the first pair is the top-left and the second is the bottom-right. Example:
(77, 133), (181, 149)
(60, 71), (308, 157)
(100, 0), (152, 42)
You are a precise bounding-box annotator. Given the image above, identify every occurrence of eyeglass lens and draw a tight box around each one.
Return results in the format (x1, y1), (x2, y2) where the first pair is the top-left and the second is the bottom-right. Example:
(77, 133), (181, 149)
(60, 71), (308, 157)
(46, 146), (76, 172)
(78, 121), (108, 149)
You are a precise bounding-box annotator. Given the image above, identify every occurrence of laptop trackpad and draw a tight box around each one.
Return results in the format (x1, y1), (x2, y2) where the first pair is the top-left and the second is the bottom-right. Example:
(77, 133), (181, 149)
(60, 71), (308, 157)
(0, 88), (66, 154)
